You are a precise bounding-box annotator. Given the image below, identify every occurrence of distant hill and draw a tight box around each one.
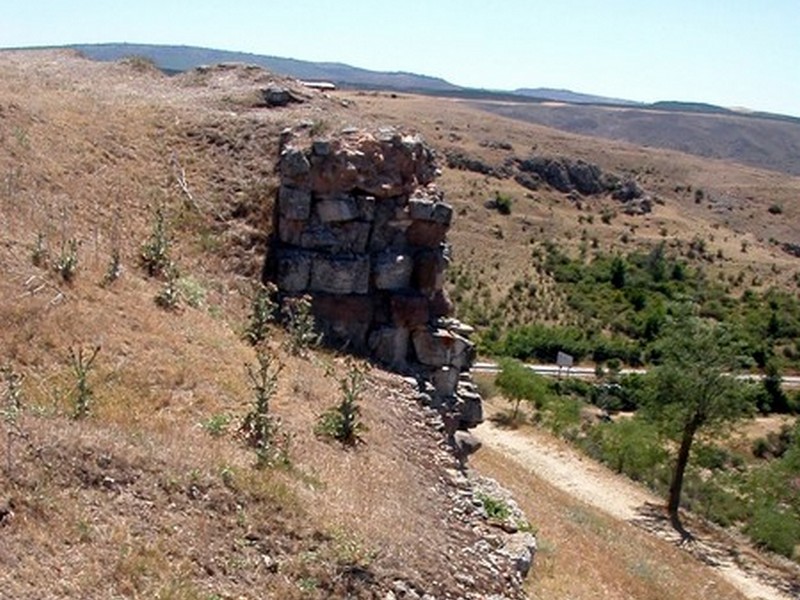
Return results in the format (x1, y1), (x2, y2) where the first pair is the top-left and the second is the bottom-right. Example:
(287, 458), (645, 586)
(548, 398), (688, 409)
(514, 87), (641, 106)
(471, 100), (800, 176)
(62, 43), (462, 92)
(9, 43), (799, 175)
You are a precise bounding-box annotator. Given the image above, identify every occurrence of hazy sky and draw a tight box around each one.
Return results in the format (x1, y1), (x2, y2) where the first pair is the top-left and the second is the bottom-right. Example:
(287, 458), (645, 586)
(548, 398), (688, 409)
(4, 0), (799, 116)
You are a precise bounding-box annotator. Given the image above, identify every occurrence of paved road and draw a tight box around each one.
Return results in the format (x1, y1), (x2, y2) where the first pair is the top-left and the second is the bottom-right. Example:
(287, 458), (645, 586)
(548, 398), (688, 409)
(472, 361), (800, 388)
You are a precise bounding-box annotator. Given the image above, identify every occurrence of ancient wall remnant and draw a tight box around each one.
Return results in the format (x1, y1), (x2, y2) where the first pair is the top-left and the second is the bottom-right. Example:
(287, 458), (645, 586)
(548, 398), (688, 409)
(269, 129), (482, 429)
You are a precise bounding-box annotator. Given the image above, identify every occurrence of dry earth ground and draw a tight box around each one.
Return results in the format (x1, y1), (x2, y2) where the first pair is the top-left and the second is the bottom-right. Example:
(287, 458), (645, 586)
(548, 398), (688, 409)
(473, 398), (800, 600)
(0, 50), (523, 599)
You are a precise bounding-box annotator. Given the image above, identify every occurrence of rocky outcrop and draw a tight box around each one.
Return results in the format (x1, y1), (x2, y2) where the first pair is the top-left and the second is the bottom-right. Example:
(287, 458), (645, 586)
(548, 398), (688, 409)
(514, 155), (619, 195)
(269, 129), (483, 429)
(262, 85), (305, 107)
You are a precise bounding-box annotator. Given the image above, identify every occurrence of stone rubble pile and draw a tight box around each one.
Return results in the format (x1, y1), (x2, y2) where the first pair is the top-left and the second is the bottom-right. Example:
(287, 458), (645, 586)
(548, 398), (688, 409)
(270, 129), (482, 429)
(382, 379), (533, 599)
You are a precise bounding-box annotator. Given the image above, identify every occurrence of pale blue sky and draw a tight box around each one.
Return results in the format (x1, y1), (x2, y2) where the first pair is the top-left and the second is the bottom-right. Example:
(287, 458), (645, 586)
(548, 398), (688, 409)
(3, 1), (799, 116)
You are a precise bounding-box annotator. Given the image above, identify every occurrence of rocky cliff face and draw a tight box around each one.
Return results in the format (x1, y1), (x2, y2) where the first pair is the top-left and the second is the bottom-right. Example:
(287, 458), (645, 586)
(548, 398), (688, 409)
(269, 129), (482, 429)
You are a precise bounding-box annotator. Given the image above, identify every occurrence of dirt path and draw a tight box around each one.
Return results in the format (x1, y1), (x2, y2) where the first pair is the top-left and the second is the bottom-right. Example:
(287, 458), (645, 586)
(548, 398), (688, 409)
(474, 419), (800, 600)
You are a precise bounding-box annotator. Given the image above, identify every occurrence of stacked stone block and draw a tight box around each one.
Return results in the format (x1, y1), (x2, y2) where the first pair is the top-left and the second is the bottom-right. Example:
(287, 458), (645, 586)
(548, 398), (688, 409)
(270, 130), (481, 428)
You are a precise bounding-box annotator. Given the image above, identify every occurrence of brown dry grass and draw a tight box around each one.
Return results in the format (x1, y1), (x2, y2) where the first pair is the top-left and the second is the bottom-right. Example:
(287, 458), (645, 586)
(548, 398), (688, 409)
(1, 50), (521, 599)
(3, 48), (800, 599)
(344, 90), (800, 312)
(473, 446), (748, 600)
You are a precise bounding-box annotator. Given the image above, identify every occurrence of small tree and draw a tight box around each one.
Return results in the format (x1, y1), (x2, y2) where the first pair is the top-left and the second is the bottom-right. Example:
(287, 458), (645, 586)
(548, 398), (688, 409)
(643, 315), (753, 532)
(140, 205), (171, 277)
(610, 256), (627, 289)
(495, 358), (548, 422)
(54, 239), (79, 282)
(155, 264), (180, 310)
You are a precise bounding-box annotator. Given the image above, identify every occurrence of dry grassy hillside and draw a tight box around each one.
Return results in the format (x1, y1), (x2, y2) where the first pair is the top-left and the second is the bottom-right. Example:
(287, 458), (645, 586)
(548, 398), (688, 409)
(346, 91), (800, 332)
(0, 51), (529, 599)
(2, 49), (799, 600)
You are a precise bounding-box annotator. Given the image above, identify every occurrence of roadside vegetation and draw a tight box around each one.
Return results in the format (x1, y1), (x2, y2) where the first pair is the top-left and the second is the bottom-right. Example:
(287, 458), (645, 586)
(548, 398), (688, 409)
(491, 321), (800, 560)
(455, 242), (800, 380)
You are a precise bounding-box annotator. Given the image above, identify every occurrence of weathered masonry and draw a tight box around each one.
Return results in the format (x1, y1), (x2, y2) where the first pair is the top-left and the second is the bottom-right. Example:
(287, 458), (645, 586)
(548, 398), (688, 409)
(269, 129), (482, 429)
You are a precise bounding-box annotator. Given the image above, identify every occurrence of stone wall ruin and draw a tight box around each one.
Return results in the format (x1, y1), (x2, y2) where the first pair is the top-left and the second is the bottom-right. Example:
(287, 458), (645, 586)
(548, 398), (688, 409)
(268, 129), (482, 429)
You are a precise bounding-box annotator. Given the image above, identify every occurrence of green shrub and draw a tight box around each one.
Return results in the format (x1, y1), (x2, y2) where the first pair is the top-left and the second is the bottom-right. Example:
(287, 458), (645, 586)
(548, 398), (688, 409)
(692, 443), (731, 471)
(55, 239), (79, 282)
(69, 345), (100, 419)
(140, 206), (171, 277)
(245, 282), (278, 345)
(155, 265), (180, 310)
(177, 275), (206, 308)
(240, 351), (286, 468)
(477, 493), (511, 520)
(494, 192), (513, 215)
(768, 204), (784, 215)
(593, 418), (667, 485)
(201, 413), (232, 438)
(746, 503), (800, 558)
(682, 476), (749, 527)
(541, 396), (582, 437)
(102, 247), (122, 286)
(316, 359), (368, 446)
(282, 295), (321, 355)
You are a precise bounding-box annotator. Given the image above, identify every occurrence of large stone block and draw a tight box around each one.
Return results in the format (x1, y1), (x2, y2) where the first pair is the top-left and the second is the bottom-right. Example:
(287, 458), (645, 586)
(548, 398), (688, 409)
(278, 218), (305, 246)
(413, 249), (447, 294)
(280, 147), (311, 180)
(369, 218), (411, 252)
(429, 289), (454, 318)
(456, 390), (484, 428)
(300, 222), (371, 253)
(431, 366), (460, 397)
(449, 333), (476, 370)
(333, 222), (371, 253)
(390, 293), (430, 328)
(310, 255), (370, 294)
(312, 294), (373, 352)
(297, 224), (338, 250)
(411, 328), (474, 369)
(317, 196), (359, 222)
(409, 198), (453, 225)
(369, 326), (410, 369)
(278, 186), (312, 220)
(275, 251), (312, 293)
(356, 195), (376, 221)
(373, 252), (413, 290)
(407, 220), (448, 248)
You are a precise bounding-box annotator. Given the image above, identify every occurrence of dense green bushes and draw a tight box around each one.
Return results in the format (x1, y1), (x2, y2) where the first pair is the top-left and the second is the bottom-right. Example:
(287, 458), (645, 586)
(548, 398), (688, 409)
(481, 244), (800, 375)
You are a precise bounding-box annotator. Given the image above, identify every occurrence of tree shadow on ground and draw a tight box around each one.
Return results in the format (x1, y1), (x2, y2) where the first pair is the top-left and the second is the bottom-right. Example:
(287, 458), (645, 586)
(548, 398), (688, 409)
(630, 502), (800, 598)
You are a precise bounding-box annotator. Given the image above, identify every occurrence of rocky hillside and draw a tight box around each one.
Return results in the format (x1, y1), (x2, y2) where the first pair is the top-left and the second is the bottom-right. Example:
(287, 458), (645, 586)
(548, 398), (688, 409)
(472, 100), (800, 176)
(3, 48), (800, 600)
(0, 50), (532, 599)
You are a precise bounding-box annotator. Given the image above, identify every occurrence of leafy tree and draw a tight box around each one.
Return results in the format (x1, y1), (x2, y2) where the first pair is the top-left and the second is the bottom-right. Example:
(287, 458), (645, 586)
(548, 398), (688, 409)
(642, 314), (754, 532)
(495, 358), (549, 420)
